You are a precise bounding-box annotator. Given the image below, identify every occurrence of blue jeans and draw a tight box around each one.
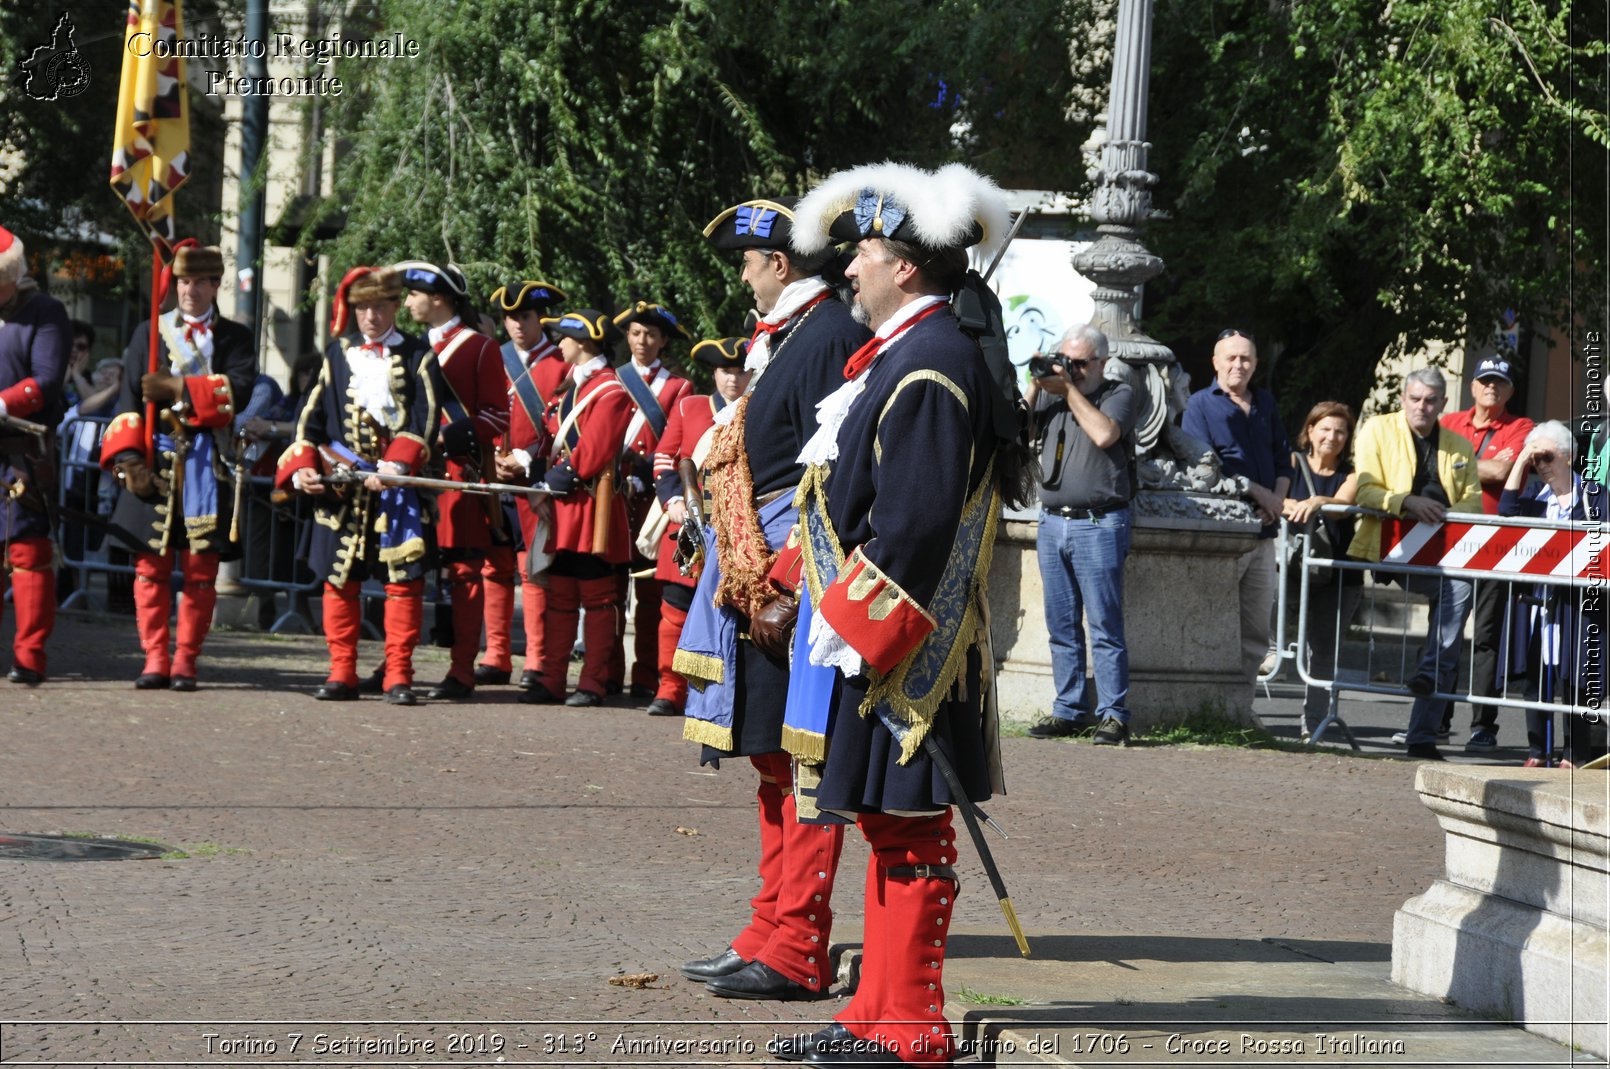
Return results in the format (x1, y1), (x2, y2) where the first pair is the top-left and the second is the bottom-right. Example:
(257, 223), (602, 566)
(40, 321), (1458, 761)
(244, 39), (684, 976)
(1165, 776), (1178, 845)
(1404, 573), (1474, 746)
(1037, 508), (1131, 724)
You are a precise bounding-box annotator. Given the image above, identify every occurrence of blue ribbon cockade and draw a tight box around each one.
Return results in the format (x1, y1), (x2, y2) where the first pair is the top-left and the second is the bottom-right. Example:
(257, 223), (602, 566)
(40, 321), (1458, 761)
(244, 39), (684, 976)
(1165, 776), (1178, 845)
(677, 490), (800, 751)
(735, 205), (779, 239)
(326, 442), (426, 563)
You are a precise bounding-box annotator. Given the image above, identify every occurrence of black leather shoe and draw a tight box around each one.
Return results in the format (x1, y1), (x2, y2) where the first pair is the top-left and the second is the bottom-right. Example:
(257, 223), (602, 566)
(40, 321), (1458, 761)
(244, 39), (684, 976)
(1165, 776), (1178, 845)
(135, 672), (170, 690)
(313, 680), (359, 701)
(705, 960), (821, 1001)
(646, 698), (681, 717)
(428, 677), (475, 701)
(1027, 713), (1097, 738)
(604, 681), (624, 696)
(7, 666), (43, 686)
(384, 684), (418, 706)
(679, 947), (747, 982)
(519, 681), (562, 705)
(169, 675), (198, 692)
(358, 665), (385, 695)
(629, 683), (655, 700)
(473, 664), (512, 686)
(564, 689), (603, 708)
(803, 1034), (910, 1066)
(769, 1022), (853, 1062)
(518, 670), (541, 691)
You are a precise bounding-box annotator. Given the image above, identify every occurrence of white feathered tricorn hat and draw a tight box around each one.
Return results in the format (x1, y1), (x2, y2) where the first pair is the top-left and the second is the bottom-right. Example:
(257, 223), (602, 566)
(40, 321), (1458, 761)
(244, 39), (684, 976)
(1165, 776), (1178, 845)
(790, 162), (1010, 263)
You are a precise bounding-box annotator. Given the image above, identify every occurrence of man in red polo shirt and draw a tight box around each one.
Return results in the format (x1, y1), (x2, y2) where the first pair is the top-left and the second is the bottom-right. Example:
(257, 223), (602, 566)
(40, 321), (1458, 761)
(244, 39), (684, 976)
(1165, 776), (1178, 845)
(1438, 354), (1533, 752)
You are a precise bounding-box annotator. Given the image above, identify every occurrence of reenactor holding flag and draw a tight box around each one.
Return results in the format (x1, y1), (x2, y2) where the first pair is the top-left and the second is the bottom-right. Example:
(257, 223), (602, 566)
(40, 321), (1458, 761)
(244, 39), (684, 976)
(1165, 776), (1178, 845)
(103, 242), (257, 691)
(483, 280), (570, 691)
(611, 301), (693, 699)
(0, 224), (70, 686)
(396, 260), (510, 702)
(643, 336), (753, 717)
(519, 309), (636, 707)
(275, 266), (436, 705)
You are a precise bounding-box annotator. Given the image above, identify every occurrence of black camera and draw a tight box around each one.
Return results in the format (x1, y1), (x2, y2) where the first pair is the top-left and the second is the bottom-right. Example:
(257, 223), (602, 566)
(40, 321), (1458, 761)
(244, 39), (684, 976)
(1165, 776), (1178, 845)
(1028, 352), (1066, 378)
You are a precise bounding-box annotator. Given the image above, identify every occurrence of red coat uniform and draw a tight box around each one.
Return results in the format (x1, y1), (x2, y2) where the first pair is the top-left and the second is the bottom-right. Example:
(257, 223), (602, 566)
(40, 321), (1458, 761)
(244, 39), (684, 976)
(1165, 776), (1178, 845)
(502, 337), (570, 547)
(426, 320), (508, 551)
(651, 393), (724, 585)
(619, 359), (693, 487)
(543, 364), (636, 564)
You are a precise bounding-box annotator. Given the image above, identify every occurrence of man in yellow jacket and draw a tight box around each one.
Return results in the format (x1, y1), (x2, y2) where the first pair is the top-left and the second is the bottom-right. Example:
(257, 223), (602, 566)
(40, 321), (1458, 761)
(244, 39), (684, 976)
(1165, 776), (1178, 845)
(1348, 367), (1481, 760)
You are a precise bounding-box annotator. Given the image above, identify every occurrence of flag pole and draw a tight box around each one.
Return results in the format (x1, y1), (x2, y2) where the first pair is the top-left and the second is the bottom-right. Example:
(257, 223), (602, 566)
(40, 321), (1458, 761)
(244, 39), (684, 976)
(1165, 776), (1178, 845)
(145, 242), (161, 462)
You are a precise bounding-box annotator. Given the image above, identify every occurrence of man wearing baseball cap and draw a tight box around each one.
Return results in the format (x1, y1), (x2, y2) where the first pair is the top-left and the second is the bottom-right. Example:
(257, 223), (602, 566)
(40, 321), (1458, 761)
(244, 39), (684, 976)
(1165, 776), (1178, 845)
(1437, 354), (1534, 752)
(0, 224), (70, 686)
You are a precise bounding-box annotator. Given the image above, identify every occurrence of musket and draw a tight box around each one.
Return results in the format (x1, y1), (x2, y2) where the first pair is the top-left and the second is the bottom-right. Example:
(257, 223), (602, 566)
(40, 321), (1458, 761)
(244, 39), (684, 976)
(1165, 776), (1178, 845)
(318, 467), (551, 499)
(673, 456), (706, 577)
(0, 412), (48, 440)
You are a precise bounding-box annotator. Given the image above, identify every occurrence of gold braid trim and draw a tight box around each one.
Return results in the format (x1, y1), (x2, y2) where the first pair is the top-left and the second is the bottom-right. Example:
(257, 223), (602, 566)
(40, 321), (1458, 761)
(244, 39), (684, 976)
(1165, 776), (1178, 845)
(682, 716), (734, 751)
(672, 648), (724, 688)
(704, 395), (776, 617)
(859, 458), (1002, 766)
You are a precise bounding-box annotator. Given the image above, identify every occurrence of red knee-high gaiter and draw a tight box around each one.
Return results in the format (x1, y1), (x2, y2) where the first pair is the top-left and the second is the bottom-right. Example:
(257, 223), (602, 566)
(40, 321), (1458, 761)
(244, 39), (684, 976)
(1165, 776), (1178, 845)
(446, 558), (483, 686)
(577, 575), (620, 697)
(322, 581), (362, 686)
(839, 810), (959, 1065)
(384, 579), (424, 688)
(631, 576), (663, 692)
(730, 752), (789, 962)
(172, 550), (219, 679)
(655, 599), (689, 707)
(753, 754), (844, 994)
(520, 576), (547, 669)
(480, 547), (517, 672)
(133, 552), (175, 676)
(7, 537), (55, 676)
(539, 575), (581, 695)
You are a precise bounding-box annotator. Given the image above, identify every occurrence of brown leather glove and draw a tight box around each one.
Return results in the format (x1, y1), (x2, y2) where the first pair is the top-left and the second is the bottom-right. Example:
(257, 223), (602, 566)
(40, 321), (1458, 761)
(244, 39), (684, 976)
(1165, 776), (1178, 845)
(748, 592), (800, 661)
(141, 372), (184, 405)
(114, 456), (165, 500)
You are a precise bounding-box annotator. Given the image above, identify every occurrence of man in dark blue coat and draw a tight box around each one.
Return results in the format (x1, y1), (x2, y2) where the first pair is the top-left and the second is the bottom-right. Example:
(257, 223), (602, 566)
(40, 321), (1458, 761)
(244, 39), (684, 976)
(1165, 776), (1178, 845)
(0, 224), (69, 685)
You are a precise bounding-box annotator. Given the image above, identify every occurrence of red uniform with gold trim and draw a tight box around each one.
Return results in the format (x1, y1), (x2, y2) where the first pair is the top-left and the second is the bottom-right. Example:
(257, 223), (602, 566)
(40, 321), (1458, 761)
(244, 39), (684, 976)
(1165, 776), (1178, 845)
(102, 307), (257, 685)
(477, 336), (571, 680)
(615, 358), (693, 693)
(422, 317), (509, 690)
(531, 361), (635, 699)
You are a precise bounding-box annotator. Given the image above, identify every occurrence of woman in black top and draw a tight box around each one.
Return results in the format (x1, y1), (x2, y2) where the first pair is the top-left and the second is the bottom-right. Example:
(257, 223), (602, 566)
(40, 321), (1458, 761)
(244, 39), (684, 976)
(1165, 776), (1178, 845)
(1283, 401), (1360, 740)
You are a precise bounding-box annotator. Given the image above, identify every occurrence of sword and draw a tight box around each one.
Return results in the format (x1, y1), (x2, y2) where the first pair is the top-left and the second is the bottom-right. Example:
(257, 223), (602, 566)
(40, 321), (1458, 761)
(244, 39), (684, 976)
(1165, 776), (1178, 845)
(319, 467), (552, 498)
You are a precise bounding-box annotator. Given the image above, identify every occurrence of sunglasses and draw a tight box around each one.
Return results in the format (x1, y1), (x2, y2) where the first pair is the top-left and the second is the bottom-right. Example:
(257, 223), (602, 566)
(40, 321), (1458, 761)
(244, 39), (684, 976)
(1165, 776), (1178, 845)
(1475, 376), (1510, 386)
(1217, 327), (1255, 343)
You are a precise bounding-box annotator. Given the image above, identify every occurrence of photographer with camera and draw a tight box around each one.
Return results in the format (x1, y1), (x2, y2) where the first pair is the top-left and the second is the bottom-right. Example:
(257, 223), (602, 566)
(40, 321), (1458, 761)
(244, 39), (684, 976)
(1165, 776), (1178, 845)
(1024, 324), (1140, 746)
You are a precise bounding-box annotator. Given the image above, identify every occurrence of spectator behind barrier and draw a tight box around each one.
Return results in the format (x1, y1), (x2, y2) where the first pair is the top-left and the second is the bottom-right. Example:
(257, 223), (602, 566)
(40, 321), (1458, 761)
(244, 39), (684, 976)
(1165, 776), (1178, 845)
(56, 357), (124, 601)
(1281, 401), (1359, 741)
(1347, 367), (1480, 761)
(63, 320), (95, 407)
(1439, 354), (1534, 752)
(1182, 327), (1294, 693)
(1022, 324), (1140, 747)
(1498, 420), (1608, 768)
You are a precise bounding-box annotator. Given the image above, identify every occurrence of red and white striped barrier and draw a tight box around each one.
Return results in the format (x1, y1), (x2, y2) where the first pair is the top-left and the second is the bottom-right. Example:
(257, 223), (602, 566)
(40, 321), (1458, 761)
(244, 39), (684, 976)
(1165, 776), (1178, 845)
(1379, 517), (1609, 582)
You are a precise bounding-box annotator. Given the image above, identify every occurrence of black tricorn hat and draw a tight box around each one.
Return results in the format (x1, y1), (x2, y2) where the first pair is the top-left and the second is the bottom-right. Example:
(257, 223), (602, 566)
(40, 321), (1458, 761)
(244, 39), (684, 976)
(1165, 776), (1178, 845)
(692, 337), (749, 370)
(542, 308), (623, 348)
(702, 197), (798, 252)
(395, 260), (469, 297)
(613, 300), (692, 341)
(490, 279), (567, 314)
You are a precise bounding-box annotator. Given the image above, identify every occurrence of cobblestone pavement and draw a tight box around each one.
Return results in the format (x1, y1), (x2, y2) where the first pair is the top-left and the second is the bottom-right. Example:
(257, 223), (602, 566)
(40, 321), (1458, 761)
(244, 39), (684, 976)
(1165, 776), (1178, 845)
(0, 613), (1452, 1065)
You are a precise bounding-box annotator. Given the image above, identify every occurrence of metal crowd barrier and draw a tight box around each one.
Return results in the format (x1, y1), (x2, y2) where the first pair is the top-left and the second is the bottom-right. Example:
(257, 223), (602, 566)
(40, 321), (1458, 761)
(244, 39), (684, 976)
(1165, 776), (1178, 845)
(231, 472), (321, 633)
(55, 415), (134, 612)
(1266, 504), (1607, 752)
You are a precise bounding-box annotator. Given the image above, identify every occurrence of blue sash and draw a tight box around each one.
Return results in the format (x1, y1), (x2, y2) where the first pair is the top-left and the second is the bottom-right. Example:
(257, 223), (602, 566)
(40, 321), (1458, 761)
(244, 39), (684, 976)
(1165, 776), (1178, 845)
(157, 430), (218, 541)
(326, 442), (427, 563)
(675, 490), (799, 751)
(500, 341), (550, 433)
(618, 366), (668, 440)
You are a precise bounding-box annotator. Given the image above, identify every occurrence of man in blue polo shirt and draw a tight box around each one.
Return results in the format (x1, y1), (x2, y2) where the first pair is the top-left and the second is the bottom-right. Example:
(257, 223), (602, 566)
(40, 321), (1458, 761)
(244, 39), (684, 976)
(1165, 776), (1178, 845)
(1183, 328), (1293, 692)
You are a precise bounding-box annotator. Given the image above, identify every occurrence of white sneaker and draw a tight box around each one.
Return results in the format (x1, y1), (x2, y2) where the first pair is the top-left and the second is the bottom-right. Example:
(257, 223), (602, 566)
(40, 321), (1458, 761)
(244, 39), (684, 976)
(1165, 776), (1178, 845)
(1391, 728), (1450, 745)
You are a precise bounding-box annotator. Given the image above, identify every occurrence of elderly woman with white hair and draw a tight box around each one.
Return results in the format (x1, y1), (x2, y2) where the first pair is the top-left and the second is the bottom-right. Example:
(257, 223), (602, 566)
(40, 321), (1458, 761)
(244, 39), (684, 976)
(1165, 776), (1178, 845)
(1498, 420), (1607, 767)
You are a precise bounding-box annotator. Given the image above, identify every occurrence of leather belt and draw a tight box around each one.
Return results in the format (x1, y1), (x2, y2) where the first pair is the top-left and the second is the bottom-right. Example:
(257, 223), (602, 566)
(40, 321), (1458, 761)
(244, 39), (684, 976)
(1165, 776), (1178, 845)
(888, 864), (959, 884)
(1045, 502), (1127, 520)
(757, 487), (792, 506)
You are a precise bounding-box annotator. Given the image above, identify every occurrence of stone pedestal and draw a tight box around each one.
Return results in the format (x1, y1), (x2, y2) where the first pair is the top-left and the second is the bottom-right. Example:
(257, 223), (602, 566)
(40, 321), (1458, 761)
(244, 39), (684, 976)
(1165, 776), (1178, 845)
(1392, 765), (1609, 1059)
(988, 514), (1258, 732)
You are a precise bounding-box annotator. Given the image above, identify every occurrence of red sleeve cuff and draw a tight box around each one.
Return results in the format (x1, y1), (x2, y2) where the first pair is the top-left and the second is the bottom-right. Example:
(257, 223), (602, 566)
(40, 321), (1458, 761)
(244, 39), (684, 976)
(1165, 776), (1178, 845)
(100, 412), (146, 468)
(383, 433), (429, 474)
(767, 526), (805, 595)
(0, 377), (44, 419)
(274, 441), (319, 489)
(183, 373), (235, 428)
(816, 546), (937, 675)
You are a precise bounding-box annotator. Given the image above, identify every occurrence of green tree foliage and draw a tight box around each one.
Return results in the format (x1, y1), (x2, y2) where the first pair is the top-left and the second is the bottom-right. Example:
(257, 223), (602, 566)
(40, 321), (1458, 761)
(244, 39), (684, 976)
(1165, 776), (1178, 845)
(1144, 0), (1606, 417)
(313, 0), (1078, 335)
